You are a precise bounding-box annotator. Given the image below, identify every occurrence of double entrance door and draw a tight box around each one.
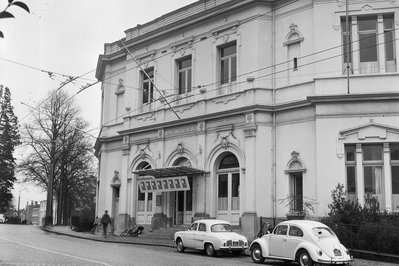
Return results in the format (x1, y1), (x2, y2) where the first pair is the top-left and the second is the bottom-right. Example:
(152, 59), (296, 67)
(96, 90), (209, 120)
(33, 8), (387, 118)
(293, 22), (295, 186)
(217, 172), (240, 225)
(173, 177), (193, 225)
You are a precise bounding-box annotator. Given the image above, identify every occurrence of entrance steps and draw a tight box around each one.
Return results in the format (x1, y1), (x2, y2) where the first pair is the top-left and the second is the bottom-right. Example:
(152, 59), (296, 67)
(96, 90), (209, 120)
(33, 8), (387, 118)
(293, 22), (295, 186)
(139, 225), (187, 241)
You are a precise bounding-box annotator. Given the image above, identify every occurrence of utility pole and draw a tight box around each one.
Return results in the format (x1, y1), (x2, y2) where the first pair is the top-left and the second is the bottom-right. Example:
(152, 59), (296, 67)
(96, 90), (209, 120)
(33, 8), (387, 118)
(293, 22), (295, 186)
(345, 0), (350, 94)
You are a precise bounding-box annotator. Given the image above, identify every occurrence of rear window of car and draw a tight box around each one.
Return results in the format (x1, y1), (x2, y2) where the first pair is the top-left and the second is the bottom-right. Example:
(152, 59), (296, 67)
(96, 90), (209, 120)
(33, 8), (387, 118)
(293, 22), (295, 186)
(312, 227), (335, 238)
(211, 223), (232, 232)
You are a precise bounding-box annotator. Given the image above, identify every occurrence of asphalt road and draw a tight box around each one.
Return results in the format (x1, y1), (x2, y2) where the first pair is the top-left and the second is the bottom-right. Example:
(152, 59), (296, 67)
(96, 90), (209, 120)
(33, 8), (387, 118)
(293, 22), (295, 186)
(0, 224), (396, 266)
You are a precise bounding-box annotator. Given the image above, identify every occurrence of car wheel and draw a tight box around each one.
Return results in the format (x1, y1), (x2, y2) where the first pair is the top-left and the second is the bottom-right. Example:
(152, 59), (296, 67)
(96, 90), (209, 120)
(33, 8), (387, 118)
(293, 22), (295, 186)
(176, 238), (185, 253)
(298, 250), (313, 266)
(205, 243), (216, 256)
(251, 244), (265, 264)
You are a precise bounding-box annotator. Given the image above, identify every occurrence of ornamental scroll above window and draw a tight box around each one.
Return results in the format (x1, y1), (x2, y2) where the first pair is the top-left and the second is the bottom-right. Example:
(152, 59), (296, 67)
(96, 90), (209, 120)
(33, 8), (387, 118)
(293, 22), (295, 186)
(285, 151), (306, 174)
(283, 24), (304, 46)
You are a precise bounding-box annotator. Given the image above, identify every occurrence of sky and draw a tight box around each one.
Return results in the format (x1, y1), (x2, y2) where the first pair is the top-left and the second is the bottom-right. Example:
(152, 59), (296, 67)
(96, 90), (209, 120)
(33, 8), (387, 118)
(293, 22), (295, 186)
(0, 0), (196, 209)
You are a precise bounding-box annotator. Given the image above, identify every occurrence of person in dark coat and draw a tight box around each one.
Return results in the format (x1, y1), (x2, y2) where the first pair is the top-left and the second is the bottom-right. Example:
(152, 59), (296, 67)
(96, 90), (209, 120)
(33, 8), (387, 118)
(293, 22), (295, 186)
(100, 210), (111, 237)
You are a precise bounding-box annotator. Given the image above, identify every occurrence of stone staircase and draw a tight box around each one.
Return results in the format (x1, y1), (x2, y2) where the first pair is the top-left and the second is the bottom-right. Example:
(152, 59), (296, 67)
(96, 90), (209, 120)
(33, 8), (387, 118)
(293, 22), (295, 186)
(138, 225), (187, 241)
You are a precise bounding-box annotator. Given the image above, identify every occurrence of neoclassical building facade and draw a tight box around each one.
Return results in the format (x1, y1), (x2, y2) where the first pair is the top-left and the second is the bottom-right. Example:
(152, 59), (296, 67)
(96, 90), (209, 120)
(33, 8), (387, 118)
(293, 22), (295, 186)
(95, 0), (399, 237)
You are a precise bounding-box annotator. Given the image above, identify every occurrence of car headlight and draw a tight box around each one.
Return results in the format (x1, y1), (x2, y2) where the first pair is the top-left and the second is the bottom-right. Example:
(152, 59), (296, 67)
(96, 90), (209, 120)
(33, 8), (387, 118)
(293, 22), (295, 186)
(316, 249), (323, 256)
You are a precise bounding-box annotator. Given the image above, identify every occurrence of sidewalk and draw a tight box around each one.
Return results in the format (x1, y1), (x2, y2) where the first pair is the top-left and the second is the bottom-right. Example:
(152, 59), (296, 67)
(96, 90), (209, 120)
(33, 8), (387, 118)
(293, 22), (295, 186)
(40, 226), (176, 248)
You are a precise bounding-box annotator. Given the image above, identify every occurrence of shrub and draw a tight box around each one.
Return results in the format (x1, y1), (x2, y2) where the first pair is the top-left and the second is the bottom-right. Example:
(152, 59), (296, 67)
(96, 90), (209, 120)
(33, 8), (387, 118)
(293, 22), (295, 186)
(324, 183), (399, 255)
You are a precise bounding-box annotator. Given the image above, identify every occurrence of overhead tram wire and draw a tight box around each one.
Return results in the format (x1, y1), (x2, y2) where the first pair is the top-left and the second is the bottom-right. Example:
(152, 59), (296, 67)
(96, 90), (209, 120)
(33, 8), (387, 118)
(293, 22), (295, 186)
(74, 1), (296, 97)
(83, 30), (398, 135)
(20, 102), (98, 140)
(119, 40), (181, 120)
(76, 13), (396, 99)
(152, 34), (399, 113)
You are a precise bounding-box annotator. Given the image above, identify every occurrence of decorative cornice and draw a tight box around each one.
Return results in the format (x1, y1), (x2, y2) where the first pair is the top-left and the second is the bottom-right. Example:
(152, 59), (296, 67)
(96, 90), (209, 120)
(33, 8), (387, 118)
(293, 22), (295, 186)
(308, 93), (399, 103)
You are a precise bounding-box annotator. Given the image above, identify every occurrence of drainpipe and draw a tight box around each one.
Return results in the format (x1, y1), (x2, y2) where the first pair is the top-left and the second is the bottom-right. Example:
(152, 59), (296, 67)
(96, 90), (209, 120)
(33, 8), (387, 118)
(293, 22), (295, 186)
(271, 4), (277, 227)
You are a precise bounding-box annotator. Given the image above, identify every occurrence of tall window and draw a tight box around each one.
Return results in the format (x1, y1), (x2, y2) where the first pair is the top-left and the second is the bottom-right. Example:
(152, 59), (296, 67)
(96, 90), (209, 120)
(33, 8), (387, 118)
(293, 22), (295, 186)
(217, 153), (240, 219)
(341, 18), (353, 73)
(341, 14), (396, 74)
(142, 67), (154, 104)
(384, 14), (396, 72)
(391, 144), (399, 195)
(290, 173), (303, 212)
(363, 144), (383, 194)
(219, 42), (237, 85)
(358, 16), (378, 66)
(177, 56), (192, 95)
(345, 145), (356, 195)
(137, 162), (152, 212)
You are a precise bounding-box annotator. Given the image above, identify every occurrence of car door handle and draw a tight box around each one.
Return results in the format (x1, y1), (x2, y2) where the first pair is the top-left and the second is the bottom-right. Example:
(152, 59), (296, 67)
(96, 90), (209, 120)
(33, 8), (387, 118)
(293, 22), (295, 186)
(282, 239), (287, 242)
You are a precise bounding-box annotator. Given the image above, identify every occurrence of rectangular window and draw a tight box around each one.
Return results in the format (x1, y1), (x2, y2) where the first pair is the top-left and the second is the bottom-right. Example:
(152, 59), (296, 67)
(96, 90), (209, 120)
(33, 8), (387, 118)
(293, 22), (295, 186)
(391, 144), (399, 195)
(347, 166), (356, 193)
(363, 144), (382, 161)
(220, 42), (237, 85)
(364, 166), (383, 194)
(218, 174), (228, 211)
(392, 166), (399, 194)
(290, 173), (303, 212)
(341, 14), (396, 74)
(178, 57), (192, 95)
(231, 173), (240, 211)
(142, 67), (154, 104)
(341, 18), (352, 65)
(384, 15), (395, 61)
(185, 178), (193, 211)
(345, 145), (356, 194)
(363, 144), (383, 195)
(147, 192), (153, 212)
(358, 16), (378, 63)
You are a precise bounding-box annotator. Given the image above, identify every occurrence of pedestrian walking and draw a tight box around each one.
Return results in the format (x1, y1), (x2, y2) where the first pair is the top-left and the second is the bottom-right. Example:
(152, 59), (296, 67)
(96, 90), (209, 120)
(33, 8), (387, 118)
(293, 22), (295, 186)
(100, 210), (111, 237)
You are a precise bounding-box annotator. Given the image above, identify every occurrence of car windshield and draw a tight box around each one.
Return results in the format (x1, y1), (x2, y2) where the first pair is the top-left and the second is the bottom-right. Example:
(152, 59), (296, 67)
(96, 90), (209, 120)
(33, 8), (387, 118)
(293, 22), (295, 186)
(312, 227), (336, 238)
(211, 223), (232, 232)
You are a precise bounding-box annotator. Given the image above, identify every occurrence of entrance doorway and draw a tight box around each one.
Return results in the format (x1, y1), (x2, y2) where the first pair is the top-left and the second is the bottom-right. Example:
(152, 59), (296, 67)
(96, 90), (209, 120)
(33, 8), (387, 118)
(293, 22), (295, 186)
(173, 177), (193, 225)
(216, 153), (240, 225)
(112, 186), (120, 232)
(172, 157), (193, 225)
(136, 162), (153, 225)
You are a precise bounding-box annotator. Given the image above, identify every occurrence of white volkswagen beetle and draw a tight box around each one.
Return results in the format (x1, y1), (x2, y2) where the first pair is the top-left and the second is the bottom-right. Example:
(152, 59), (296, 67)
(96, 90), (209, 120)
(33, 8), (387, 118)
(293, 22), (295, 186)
(174, 219), (248, 256)
(250, 220), (353, 265)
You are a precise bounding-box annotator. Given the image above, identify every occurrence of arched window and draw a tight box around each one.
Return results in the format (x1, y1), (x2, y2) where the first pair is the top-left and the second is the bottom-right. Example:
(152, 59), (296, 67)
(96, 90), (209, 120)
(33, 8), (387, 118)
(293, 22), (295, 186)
(137, 162), (152, 213)
(219, 153), (239, 169)
(217, 153), (240, 224)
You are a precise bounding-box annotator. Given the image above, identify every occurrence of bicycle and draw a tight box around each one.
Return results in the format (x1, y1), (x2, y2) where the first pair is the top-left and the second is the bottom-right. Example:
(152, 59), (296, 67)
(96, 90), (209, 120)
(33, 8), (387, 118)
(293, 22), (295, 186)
(90, 223), (102, 234)
(120, 225), (144, 237)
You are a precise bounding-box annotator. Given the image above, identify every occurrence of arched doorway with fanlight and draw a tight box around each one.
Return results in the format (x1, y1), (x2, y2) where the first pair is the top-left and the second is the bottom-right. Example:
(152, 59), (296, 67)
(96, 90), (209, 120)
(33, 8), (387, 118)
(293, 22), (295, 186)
(172, 157), (193, 225)
(216, 152), (240, 225)
(135, 161), (153, 225)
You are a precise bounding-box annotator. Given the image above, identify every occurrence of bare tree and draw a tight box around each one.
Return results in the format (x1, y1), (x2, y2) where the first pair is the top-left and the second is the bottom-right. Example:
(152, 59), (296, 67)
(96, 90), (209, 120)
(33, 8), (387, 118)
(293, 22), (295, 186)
(19, 89), (96, 226)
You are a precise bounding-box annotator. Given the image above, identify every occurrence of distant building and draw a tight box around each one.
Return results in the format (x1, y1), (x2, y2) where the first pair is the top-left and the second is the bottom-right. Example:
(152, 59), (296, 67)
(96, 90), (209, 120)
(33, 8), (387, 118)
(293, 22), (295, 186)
(95, 0), (399, 238)
(25, 201), (40, 225)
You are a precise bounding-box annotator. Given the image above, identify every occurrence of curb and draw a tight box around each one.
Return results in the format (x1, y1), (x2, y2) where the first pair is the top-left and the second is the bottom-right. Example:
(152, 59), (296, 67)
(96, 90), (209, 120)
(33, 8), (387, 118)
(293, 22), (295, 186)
(40, 226), (176, 248)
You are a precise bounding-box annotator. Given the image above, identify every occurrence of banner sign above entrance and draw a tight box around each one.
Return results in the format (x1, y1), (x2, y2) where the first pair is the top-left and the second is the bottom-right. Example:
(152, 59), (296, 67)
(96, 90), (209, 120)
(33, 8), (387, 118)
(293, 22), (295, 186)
(138, 176), (190, 193)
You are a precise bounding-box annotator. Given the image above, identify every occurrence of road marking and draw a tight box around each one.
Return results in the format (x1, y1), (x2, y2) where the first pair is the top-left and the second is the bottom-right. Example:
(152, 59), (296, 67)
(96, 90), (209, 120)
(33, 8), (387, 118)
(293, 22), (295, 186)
(0, 236), (112, 266)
